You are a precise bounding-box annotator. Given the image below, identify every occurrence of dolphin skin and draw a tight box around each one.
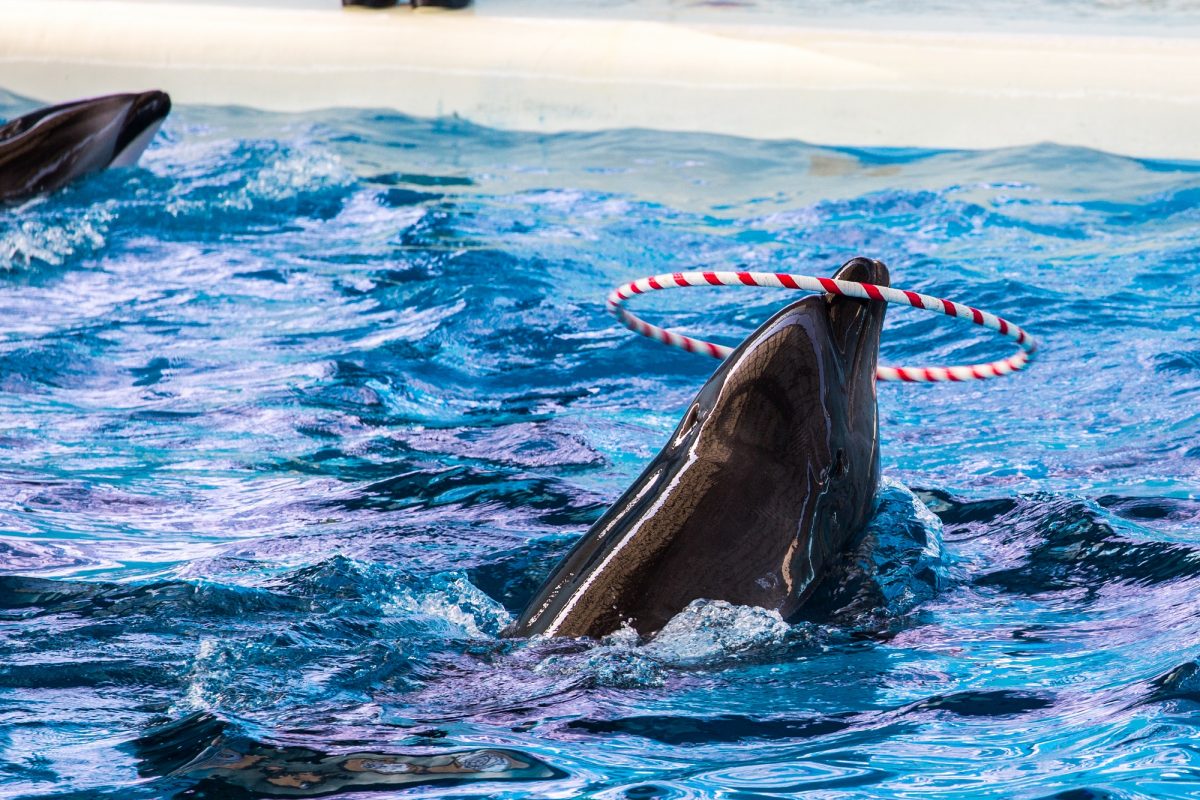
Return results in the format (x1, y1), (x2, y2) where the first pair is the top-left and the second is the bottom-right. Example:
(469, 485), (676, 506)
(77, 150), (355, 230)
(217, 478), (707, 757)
(507, 257), (890, 639)
(0, 90), (171, 204)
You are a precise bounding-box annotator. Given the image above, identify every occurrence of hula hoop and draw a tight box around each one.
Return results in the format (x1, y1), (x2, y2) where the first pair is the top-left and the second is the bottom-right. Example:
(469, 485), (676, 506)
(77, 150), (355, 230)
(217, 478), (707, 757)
(606, 271), (1038, 383)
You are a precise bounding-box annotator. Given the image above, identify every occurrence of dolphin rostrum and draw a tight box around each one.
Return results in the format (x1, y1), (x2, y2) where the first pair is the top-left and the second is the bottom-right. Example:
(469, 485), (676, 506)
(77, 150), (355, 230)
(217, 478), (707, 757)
(507, 257), (889, 639)
(0, 90), (171, 204)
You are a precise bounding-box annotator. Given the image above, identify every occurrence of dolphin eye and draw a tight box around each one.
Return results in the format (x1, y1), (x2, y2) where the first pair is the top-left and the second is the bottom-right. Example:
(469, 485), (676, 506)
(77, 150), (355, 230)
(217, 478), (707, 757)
(673, 404), (701, 446)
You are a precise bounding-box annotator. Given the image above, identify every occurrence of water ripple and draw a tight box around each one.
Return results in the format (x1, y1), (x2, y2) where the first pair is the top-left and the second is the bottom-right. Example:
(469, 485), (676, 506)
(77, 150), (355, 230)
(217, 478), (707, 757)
(1, 95), (1198, 798)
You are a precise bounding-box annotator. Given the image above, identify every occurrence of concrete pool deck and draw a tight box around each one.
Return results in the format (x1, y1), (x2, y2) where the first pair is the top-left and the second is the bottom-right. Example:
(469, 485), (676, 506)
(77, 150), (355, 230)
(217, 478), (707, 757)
(1, 0), (1197, 160)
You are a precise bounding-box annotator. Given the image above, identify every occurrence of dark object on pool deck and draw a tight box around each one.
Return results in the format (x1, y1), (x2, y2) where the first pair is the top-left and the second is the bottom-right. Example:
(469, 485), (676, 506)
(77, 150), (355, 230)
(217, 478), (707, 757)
(343, 0), (472, 8)
(0, 90), (171, 204)
(506, 257), (889, 639)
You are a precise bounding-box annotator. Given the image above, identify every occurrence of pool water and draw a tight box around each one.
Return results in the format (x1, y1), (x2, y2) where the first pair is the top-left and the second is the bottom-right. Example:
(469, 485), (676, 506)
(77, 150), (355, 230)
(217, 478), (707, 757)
(1, 92), (1199, 799)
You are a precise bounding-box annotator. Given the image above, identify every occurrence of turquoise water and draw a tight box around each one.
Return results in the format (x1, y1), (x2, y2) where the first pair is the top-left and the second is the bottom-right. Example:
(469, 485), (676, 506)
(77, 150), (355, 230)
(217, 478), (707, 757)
(1, 92), (1199, 799)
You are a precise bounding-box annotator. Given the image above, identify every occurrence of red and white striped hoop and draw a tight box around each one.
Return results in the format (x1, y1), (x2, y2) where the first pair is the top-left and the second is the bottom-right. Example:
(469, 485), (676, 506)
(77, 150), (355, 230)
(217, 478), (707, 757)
(606, 271), (1038, 383)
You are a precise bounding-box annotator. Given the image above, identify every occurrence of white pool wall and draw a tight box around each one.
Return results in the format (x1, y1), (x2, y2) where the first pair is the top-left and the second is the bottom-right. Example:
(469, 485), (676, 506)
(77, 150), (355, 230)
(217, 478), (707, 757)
(1, 0), (1198, 159)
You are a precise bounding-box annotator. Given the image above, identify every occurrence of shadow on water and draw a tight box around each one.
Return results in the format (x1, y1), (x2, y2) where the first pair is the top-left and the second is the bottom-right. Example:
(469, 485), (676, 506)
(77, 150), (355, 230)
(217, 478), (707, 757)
(467, 535), (577, 615)
(566, 689), (1050, 745)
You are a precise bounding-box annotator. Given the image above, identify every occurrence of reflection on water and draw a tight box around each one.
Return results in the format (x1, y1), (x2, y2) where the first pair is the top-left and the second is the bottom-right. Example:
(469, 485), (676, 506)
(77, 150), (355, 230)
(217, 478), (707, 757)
(135, 713), (562, 798)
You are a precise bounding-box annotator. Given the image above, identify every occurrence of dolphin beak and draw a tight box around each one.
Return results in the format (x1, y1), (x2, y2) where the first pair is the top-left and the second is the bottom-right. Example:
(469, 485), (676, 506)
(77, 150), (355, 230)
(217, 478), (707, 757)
(823, 257), (890, 363)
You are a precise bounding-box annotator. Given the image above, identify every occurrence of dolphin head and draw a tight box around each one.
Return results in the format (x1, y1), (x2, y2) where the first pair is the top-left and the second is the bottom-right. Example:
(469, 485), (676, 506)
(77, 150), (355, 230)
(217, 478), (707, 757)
(675, 256), (888, 467)
(0, 90), (171, 202)
(507, 257), (890, 639)
(644, 256), (890, 620)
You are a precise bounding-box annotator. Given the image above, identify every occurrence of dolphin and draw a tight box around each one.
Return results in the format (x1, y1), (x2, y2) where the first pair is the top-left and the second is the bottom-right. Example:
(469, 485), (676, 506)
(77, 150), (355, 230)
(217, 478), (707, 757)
(0, 90), (171, 204)
(506, 257), (889, 639)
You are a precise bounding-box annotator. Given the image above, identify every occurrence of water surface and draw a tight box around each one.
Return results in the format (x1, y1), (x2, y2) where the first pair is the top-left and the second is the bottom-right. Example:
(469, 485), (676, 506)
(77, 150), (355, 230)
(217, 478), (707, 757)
(1, 93), (1199, 799)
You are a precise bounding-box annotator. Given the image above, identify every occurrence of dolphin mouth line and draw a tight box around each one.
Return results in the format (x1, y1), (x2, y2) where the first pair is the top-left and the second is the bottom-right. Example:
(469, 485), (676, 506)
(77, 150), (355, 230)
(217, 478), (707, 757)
(606, 268), (1037, 384)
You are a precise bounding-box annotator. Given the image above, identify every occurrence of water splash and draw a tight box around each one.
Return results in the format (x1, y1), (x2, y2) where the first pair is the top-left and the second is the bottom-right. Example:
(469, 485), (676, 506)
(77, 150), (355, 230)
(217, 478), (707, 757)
(0, 200), (115, 268)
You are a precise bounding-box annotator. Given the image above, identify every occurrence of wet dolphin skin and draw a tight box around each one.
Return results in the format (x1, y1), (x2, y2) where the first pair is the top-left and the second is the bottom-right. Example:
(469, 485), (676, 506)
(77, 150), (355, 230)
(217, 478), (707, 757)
(0, 90), (171, 204)
(507, 257), (890, 639)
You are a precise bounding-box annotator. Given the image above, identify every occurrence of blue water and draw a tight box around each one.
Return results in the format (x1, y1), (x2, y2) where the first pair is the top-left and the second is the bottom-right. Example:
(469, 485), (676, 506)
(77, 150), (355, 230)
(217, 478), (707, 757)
(1, 91), (1199, 799)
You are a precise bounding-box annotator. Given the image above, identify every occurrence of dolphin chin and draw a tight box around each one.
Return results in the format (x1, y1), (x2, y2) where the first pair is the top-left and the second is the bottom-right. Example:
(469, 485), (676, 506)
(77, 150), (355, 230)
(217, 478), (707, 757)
(0, 90), (171, 204)
(110, 90), (172, 167)
(507, 257), (890, 640)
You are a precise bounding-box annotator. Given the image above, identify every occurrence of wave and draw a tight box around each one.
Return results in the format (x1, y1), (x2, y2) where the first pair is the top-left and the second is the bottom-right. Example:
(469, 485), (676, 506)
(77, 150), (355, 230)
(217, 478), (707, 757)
(921, 490), (1200, 596)
(0, 199), (115, 269)
(567, 688), (1052, 746)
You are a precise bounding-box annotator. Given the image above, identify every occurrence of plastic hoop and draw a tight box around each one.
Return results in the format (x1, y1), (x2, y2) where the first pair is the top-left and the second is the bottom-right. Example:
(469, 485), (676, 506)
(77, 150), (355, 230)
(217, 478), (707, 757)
(606, 271), (1037, 382)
